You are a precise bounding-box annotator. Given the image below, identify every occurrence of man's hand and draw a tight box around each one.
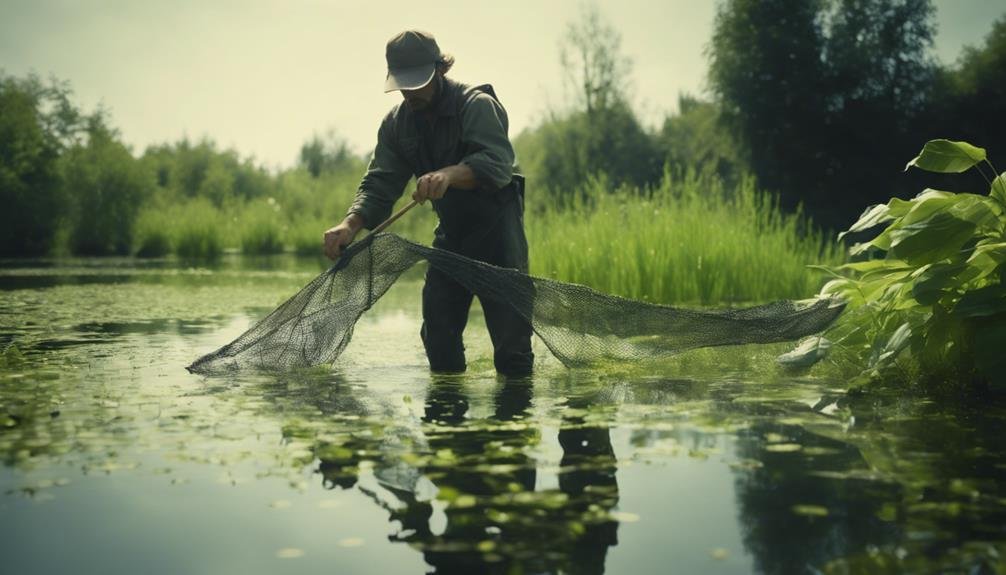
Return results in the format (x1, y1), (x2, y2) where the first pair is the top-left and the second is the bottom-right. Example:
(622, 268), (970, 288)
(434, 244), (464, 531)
(323, 214), (365, 260)
(413, 169), (452, 204)
(412, 164), (477, 203)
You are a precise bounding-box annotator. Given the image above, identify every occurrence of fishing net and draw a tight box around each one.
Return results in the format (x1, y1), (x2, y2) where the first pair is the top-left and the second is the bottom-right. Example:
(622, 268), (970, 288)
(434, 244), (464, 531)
(187, 232), (844, 375)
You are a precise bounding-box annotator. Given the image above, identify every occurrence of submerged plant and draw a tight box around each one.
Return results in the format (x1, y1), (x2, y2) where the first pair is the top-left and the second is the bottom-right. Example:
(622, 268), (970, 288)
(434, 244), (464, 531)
(799, 140), (1006, 389)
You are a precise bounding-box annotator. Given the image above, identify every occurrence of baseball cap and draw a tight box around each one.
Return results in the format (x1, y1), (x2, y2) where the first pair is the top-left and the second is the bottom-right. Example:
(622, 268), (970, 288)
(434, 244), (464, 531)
(384, 30), (442, 93)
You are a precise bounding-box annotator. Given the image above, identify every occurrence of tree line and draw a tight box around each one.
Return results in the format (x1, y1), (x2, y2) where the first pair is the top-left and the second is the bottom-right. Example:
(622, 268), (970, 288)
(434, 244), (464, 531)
(2, 0), (1003, 257)
(518, 1), (1005, 229)
(0, 72), (368, 257)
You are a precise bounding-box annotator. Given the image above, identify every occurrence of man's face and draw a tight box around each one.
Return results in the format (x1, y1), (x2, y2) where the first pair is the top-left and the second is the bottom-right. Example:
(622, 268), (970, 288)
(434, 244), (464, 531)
(401, 77), (437, 111)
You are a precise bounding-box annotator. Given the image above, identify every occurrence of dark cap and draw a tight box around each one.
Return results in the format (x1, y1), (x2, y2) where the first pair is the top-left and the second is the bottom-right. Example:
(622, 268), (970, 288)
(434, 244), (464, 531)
(384, 30), (441, 93)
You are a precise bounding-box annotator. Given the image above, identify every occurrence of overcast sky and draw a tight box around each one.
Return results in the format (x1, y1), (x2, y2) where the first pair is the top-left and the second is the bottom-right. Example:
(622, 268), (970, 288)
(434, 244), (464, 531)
(1, 0), (1002, 168)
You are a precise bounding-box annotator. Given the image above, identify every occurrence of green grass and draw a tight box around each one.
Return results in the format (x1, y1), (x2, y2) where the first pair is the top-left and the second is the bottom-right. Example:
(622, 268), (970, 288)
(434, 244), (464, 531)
(133, 207), (173, 257)
(127, 168), (839, 305)
(526, 172), (843, 305)
(239, 199), (285, 255)
(172, 198), (227, 259)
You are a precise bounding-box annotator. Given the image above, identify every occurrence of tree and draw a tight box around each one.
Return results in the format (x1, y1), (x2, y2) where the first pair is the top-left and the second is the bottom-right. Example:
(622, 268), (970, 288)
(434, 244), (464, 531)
(0, 73), (83, 256)
(709, 0), (831, 215)
(62, 113), (153, 255)
(517, 3), (660, 196)
(299, 129), (353, 178)
(932, 16), (1006, 163)
(708, 0), (939, 229)
(559, 3), (631, 116)
(658, 95), (745, 186)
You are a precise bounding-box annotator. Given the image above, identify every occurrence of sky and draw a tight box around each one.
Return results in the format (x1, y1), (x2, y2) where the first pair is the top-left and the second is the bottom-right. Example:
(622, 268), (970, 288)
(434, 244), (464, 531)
(1, 0), (1002, 169)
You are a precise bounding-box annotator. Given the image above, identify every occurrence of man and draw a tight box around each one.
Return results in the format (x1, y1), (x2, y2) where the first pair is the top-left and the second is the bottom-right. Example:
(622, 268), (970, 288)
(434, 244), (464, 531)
(323, 30), (533, 377)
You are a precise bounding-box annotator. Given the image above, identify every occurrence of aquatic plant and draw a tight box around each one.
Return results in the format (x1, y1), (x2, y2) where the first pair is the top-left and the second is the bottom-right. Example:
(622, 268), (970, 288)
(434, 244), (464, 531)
(528, 171), (842, 304)
(809, 140), (1006, 389)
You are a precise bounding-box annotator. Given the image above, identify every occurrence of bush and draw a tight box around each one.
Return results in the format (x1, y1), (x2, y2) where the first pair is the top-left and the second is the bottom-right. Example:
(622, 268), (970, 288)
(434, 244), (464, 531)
(133, 207), (172, 257)
(239, 199), (285, 255)
(63, 119), (152, 255)
(173, 198), (226, 259)
(813, 139), (1006, 390)
(0, 74), (71, 256)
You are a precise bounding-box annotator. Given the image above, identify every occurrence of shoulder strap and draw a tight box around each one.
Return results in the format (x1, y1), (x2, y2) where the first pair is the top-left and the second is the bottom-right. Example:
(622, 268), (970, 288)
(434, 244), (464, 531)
(458, 83), (501, 116)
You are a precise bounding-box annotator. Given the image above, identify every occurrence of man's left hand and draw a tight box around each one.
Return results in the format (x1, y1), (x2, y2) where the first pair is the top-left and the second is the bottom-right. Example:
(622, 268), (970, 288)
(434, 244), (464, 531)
(413, 169), (452, 204)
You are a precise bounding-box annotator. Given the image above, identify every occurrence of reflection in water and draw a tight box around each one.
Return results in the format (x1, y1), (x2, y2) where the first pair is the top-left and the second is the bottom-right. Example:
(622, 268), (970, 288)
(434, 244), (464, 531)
(734, 422), (901, 575)
(302, 375), (621, 574)
(732, 391), (1006, 574)
(3, 258), (1006, 574)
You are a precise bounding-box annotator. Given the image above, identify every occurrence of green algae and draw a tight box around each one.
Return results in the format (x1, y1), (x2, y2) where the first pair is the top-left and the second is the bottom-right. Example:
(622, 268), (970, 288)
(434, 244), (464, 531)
(0, 256), (1004, 573)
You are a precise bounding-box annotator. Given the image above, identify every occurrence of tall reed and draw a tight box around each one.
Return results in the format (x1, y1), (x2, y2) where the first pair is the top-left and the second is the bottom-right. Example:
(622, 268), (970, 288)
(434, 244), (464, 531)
(172, 198), (228, 259)
(526, 172), (843, 305)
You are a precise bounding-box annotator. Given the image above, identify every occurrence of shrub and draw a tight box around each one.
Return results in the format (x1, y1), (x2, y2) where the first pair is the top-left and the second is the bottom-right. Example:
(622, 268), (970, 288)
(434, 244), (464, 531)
(239, 199), (285, 255)
(812, 139), (1006, 389)
(173, 198), (226, 259)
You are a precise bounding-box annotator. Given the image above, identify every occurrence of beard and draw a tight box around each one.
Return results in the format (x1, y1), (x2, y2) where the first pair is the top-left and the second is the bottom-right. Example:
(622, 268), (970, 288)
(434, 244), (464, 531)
(403, 74), (440, 112)
(405, 97), (430, 111)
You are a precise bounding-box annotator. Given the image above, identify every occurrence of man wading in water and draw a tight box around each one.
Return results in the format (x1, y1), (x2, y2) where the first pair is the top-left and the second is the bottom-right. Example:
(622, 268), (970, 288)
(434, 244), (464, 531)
(323, 30), (533, 377)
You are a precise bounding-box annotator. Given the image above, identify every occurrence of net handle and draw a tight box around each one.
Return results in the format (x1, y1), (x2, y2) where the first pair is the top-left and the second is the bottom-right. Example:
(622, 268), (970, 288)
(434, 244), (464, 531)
(371, 199), (419, 235)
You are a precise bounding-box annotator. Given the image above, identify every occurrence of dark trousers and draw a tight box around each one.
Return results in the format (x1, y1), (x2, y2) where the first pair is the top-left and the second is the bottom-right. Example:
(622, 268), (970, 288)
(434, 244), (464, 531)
(420, 195), (534, 376)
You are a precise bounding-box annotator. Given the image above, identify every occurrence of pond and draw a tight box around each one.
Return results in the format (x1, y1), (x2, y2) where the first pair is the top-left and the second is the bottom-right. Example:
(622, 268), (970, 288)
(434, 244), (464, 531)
(1, 256), (1003, 574)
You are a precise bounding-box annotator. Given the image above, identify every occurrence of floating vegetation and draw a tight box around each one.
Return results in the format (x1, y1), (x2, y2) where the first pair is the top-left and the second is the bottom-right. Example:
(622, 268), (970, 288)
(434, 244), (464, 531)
(0, 259), (1004, 573)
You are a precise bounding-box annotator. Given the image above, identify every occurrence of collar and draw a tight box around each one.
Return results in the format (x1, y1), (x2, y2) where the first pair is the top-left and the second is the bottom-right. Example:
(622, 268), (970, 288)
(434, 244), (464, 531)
(430, 76), (461, 117)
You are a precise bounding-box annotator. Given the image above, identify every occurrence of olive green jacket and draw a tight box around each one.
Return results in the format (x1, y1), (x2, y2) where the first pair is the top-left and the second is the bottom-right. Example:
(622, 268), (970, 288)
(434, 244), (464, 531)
(348, 77), (519, 233)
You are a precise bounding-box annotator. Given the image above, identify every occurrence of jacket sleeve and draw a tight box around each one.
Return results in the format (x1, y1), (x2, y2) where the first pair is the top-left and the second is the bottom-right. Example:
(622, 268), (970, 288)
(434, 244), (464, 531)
(347, 113), (412, 229)
(459, 92), (515, 192)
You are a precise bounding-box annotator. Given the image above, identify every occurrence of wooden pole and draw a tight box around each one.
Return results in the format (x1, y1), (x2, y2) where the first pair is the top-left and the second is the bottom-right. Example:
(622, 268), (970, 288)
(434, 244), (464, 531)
(370, 199), (419, 235)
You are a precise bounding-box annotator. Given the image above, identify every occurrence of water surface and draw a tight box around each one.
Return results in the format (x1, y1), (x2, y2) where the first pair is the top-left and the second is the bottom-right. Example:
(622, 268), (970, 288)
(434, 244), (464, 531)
(1, 256), (1003, 574)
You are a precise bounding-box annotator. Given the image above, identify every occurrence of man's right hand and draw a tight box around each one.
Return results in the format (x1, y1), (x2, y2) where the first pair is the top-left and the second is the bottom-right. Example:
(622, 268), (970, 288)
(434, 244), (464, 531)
(323, 214), (365, 260)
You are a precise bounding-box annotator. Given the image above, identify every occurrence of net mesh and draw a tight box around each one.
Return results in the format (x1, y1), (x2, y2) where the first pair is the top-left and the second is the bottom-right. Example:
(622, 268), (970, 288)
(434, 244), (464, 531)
(187, 233), (844, 375)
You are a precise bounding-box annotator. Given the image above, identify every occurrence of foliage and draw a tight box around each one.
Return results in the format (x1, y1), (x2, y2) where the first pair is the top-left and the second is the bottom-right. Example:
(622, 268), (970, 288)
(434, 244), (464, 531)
(815, 140), (1006, 389)
(132, 205), (173, 257)
(299, 129), (354, 178)
(558, 2), (631, 115)
(516, 103), (660, 197)
(528, 171), (842, 304)
(239, 198), (285, 255)
(708, 0), (938, 229)
(515, 4), (662, 196)
(0, 72), (81, 256)
(62, 115), (153, 255)
(657, 95), (745, 187)
(930, 16), (1006, 172)
(172, 198), (227, 259)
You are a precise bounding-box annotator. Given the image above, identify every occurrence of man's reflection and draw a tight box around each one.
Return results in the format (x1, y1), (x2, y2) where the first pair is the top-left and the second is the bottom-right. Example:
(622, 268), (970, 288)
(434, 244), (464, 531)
(311, 374), (621, 574)
(557, 394), (619, 575)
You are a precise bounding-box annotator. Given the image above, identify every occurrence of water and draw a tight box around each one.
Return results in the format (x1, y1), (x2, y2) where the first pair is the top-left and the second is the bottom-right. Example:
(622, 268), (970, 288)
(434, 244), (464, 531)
(1, 256), (1003, 574)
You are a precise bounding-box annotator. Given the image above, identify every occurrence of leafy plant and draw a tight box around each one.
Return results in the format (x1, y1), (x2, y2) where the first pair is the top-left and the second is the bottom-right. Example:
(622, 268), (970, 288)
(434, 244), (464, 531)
(808, 139), (1006, 389)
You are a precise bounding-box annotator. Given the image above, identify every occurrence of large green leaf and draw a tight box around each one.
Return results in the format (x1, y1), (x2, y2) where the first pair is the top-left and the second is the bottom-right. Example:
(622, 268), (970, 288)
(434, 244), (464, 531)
(992, 172), (1006, 207)
(910, 261), (967, 306)
(966, 242), (1006, 278)
(862, 191), (961, 253)
(952, 285), (1006, 319)
(858, 270), (913, 301)
(888, 212), (976, 264)
(838, 204), (891, 241)
(905, 139), (986, 173)
(944, 194), (1000, 229)
(776, 336), (832, 369)
(833, 259), (909, 275)
(899, 192), (974, 226)
(870, 322), (912, 367)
